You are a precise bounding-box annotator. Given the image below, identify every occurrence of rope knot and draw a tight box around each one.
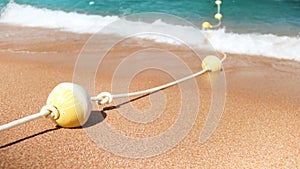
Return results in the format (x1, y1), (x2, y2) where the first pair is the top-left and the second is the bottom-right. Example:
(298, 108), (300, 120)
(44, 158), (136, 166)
(41, 105), (59, 120)
(95, 92), (113, 105)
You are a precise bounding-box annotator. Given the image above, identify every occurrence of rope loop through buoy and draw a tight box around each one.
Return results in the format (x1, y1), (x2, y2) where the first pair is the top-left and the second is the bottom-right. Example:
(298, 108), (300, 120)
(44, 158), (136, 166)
(91, 92), (113, 105)
(0, 105), (60, 131)
(41, 105), (59, 120)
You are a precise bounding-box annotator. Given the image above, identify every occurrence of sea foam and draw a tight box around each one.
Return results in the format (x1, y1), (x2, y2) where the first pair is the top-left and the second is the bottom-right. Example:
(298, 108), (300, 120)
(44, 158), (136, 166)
(0, 2), (299, 61)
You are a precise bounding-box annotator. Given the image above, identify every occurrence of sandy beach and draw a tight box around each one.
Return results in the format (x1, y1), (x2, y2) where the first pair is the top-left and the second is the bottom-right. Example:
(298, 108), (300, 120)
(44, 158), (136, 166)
(0, 25), (299, 168)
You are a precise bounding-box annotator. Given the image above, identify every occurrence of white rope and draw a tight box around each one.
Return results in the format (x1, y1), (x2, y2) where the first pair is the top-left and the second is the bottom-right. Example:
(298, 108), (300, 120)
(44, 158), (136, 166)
(202, 0), (223, 29)
(92, 53), (228, 105)
(92, 68), (208, 105)
(91, 69), (208, 105)
(0, 105), (58, 131)
(0, 53), (228, 131)
(211, 20), (221, 29)
(221, 53), (227, 62)
(91, 92), (113, 105)
(112, 68), (208, 99)
(217, 3), (221, 13)
(212, 1), (222, 28)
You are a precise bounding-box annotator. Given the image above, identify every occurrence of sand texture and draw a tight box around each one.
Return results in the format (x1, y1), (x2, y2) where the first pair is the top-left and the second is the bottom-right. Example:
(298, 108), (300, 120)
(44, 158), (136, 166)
(0, 25), (299, 168)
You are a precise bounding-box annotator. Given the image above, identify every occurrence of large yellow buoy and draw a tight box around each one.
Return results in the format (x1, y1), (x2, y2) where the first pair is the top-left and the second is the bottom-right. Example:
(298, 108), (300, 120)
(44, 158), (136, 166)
(46, 83), (91, 128)
(202, 55), (222, 72)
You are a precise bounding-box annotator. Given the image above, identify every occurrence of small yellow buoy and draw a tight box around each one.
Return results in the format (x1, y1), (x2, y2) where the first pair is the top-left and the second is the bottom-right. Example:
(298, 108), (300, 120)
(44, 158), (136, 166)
(202, 22), (211, 29)
(214, 13), (222, 20)
(46, 83), (91, 128)
(202, 55), (222, 72)
(215, 0), (222, 5)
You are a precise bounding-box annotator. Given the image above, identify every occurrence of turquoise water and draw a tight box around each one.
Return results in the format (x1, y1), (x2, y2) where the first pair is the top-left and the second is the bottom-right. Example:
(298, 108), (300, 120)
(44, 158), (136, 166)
(0, 0), (299, 61)
(1, 0), (299, 36)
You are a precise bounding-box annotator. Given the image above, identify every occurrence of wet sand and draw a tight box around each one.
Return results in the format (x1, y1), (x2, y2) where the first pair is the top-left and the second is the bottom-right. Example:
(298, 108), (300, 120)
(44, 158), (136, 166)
(0, 25), (299, 168)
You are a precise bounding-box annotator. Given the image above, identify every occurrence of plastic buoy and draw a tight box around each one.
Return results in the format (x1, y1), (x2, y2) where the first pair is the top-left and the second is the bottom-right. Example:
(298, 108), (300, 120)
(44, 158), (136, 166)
(214, 13), (222, 20)
(201, 0), (223, 29)
(215, 0), (222, 5)
(202, 22), (212, 29)
(47, 83), (91, 128)
(202, 55), (222, 72)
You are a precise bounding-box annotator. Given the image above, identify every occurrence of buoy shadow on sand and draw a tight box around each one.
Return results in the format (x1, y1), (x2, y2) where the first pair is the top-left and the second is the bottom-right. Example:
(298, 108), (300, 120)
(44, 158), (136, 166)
(83, 94), (150, 128)
(0, 111), (106, 148)
(0, 127), (61, 149)
(82, 111), (107, 128)
(0, 94), (153, 148)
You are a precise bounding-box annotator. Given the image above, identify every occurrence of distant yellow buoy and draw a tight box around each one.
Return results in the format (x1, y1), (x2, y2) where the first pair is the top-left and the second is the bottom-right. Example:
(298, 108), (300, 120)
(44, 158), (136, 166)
(46, 83), (91, 128)
(202, 55), (222, 72)
(202, 21), (212, 29)
(201, 0), (223, 29)
(214, 13), (222, 20)
(215, 0), (222, 5)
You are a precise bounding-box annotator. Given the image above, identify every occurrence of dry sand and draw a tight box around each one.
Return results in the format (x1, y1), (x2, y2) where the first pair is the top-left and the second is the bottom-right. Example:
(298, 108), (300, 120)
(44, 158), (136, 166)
(0, 25), (299, 168)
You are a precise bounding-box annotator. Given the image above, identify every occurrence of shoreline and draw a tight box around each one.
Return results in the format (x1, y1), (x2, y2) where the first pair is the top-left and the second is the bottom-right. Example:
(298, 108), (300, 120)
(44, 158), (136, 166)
(1, 23), (299, 62)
